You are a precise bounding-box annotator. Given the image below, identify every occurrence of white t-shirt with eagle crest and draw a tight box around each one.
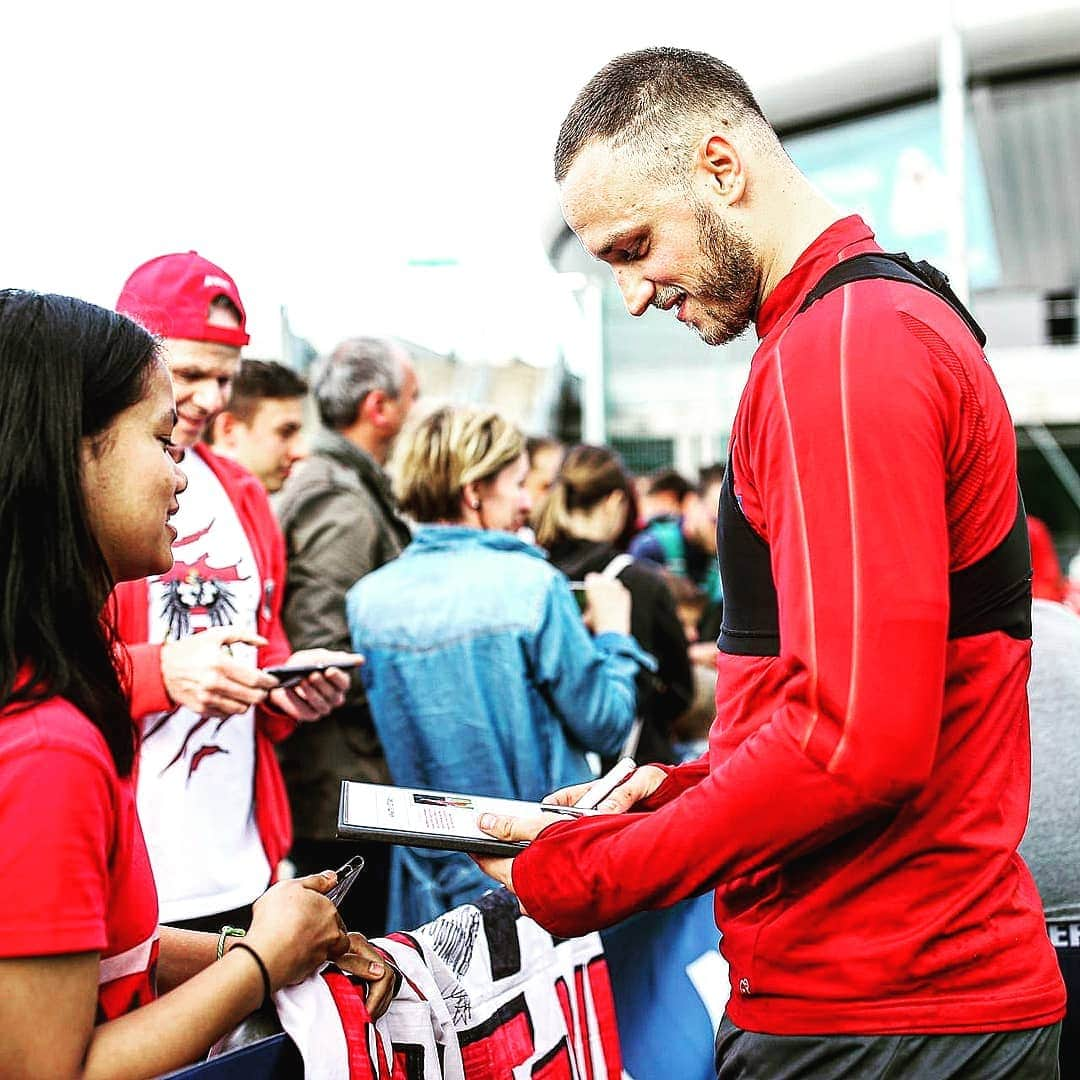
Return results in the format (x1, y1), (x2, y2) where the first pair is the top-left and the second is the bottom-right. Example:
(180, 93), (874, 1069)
(138, 451), (271, 922)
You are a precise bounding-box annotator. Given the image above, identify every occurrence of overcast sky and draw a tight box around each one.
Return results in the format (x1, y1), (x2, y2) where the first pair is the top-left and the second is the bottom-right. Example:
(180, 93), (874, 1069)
(1, 0), (1074, 362)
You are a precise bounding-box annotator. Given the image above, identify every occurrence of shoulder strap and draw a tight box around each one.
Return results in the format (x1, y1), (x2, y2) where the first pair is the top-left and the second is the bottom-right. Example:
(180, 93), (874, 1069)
(603, 553), (634, 579)
(797, 252), (987, 348)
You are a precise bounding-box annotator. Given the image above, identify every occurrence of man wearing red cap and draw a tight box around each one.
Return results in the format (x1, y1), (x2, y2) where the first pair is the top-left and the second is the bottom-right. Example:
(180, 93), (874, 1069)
(111, 252), (357, 932)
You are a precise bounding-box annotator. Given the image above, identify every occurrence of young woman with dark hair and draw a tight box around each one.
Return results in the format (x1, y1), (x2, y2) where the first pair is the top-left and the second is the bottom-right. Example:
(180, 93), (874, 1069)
(0, 291), (391, 1078)
(534, 444), (693, 765)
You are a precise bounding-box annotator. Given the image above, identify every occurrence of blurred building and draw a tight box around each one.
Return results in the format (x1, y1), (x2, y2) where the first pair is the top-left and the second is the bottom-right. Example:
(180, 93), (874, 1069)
(545, 7), (1080, 551)
(394, 340), (582, 441)
(277, 310), (582, 443)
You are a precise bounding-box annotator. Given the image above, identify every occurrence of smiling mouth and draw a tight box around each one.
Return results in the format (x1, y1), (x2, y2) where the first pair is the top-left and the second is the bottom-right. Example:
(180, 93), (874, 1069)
(656, 289), (688, 319)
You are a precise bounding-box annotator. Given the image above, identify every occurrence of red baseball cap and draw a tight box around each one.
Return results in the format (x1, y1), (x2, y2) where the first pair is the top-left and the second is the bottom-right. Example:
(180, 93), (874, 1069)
(116, 251), (250, 348)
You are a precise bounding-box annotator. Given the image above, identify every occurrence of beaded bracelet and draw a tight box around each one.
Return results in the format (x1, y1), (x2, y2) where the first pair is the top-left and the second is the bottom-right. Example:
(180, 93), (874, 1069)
(230, 942), (273, 1008)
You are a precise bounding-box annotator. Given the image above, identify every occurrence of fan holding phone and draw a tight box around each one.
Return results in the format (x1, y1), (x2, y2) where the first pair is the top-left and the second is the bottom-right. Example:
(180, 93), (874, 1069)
(108, 252), (367, 939)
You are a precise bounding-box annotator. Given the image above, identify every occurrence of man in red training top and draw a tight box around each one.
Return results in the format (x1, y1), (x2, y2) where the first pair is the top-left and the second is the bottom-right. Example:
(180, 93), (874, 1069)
(476, 47), (1065, 1077)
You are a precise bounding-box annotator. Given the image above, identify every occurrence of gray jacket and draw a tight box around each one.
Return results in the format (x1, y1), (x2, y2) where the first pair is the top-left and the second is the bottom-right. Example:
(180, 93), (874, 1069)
(274, 429), (412, 839)
(1021, 598), (1080, 921)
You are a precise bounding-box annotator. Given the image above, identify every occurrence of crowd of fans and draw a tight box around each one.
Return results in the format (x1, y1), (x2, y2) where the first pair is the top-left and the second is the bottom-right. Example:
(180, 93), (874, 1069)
(5, 244), (1080, 1077)
(4, 49), (1079, 1080)
(0, 247), (743, 1077)
(5, 234), (1080, 1076)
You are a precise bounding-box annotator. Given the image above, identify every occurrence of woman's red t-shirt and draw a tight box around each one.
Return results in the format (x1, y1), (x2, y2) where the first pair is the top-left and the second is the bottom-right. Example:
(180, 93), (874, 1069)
(0, 697), (159, 1020)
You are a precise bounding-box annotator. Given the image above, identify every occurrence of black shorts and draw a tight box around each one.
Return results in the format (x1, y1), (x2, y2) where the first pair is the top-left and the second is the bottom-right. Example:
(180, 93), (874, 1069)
(715, 1017), (1061, 1079)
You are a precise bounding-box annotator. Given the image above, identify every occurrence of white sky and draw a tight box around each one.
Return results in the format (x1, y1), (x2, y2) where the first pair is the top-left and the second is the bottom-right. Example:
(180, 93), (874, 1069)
(1, 0), (1074, 362)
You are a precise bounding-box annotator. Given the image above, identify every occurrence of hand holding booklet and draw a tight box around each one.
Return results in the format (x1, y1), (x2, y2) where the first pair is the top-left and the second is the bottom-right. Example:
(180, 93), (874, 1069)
(337, 780), (595, 857)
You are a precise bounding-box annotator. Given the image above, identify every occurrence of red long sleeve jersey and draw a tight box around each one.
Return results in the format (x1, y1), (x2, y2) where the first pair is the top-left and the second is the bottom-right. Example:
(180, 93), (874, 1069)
(513, 217), (1066, 1035)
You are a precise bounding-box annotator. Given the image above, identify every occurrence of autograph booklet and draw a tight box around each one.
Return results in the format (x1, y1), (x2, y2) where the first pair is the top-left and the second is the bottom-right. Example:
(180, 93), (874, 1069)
(337, 780), (592, 858)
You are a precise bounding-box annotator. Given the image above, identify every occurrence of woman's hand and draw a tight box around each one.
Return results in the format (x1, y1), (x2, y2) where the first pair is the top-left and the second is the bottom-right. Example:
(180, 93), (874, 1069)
(582, 573), (631, 636)
(334, 934), (398, 1019)
(243, 872), (350, 990)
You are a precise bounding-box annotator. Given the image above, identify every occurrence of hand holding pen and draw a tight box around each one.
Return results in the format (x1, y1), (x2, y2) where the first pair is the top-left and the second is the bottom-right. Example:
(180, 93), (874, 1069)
(537, 757), (639, 817)
(540, 757), (669, 815)
(472, 757), (668, 902)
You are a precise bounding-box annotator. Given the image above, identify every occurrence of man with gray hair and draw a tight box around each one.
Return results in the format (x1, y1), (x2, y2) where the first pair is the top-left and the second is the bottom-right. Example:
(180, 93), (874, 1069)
(275, 336), (418, 935)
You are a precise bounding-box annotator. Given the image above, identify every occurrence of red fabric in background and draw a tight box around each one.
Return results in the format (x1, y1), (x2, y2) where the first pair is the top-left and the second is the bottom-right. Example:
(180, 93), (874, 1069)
(1028, 516), (1066, 602)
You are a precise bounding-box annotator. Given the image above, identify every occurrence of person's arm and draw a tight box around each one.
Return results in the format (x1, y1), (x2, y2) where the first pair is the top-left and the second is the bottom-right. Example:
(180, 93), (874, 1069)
(123, 643), (172, 717)
(248, 487), (385, 737)
(530, 576), (653, 758)
(0, 873), (354, 1080)
(156, 926), (396, 1014)
(156, 927), (218, 992)
(507, 311), (960, 936)
(636, 572), (694, 730)
(0, 946), (264, 1079)
(0, 732), (345, 1079)
(244, 488), (357, 735)
(281, 487), (385, 655)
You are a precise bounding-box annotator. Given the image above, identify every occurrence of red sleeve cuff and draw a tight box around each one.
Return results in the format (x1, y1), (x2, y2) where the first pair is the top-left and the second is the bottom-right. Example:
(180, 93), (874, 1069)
(256, 700), (298, 743)
(636, 756), (710, 811)
(0, 919), (107, 958)
(125, 643), (171, 717)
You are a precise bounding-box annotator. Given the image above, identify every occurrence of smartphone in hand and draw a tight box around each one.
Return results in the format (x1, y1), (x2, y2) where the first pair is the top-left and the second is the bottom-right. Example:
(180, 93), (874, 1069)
(263, 657), (365, 689)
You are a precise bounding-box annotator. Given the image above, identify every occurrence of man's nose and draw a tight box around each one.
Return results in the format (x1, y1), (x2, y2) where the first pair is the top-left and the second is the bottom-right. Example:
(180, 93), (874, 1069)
(614, 268), (654, 318)
(290, 436), (308, 462)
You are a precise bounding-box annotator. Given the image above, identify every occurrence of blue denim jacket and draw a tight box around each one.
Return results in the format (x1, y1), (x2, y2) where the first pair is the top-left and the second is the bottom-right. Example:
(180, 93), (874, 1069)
(345, 526), (654, 930)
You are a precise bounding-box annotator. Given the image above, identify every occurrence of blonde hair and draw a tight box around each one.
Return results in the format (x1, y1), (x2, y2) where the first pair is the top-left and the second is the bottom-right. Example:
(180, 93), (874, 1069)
(533, 444), (637, 550)
(395, 406), (524, 523)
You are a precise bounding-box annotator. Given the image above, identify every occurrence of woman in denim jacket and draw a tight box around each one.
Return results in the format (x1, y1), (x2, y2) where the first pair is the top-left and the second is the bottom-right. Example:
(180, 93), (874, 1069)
(345, 407), (653, 931)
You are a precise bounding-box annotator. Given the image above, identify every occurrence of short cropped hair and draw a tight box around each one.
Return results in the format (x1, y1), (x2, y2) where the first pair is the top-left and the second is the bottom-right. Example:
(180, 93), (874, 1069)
(554, 46), (767, 182)
(311, 337), (406, 431)
(697, 462), (726, 494)
(526, 434), (563, 464)
(226, 359), (307, 424)
(395, 406), (524, 524)
(647, 467), (693, 503)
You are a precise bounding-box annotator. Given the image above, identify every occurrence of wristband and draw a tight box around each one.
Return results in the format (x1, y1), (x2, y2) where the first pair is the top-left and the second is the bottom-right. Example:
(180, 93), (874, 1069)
(231, 942), (273, 1008)
(216, 924), (246, 960)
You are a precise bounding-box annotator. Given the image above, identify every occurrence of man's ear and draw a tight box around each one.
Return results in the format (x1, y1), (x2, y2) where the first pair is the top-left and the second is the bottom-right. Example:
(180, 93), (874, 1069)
(698, 132), (746, 207)
(358, 389), (389, 426)
(211, 411), (237, 447)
